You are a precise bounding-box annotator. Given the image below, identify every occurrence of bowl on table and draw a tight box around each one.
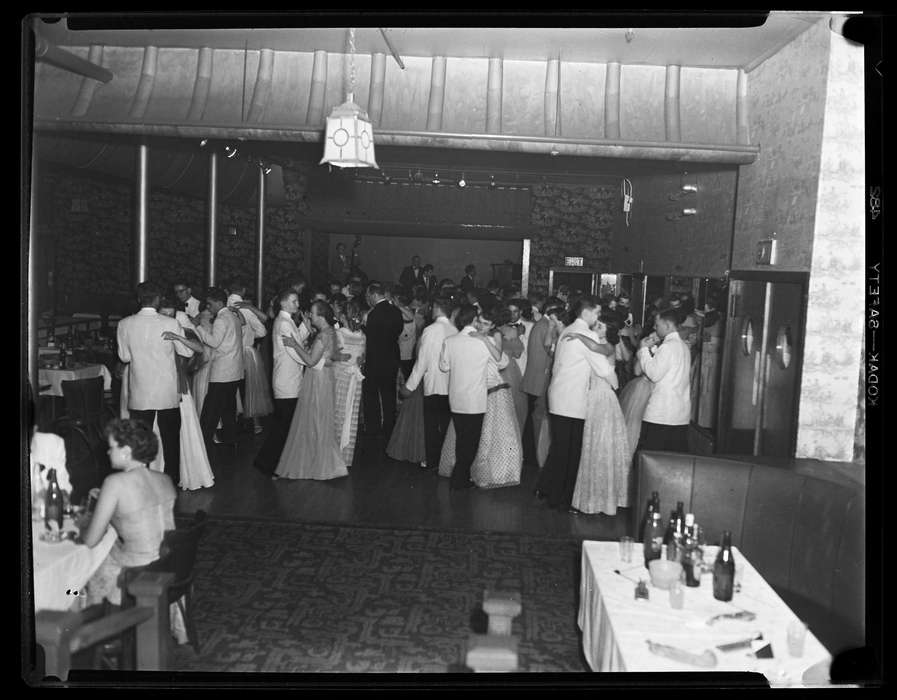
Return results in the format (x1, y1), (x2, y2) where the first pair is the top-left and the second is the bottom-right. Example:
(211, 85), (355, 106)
(648, 559), (683, 590)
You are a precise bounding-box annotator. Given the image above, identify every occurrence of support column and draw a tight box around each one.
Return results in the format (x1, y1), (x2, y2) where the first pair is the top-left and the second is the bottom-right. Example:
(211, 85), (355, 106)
(736, 68), (749, 145)
(135, 143), (149, 284)
(207, 151), (218, 287)
(604, 62), (621, 139)
(256, 165), (266, 306)
(544, 58), (561, 137)
(486, 58), (503, 134)
(368, 52), (386, 127)
(306, 50), (327, 125)
(664, 64), (681, 142)
(521, 238), (531, 297)
(426, 56), (446, 131)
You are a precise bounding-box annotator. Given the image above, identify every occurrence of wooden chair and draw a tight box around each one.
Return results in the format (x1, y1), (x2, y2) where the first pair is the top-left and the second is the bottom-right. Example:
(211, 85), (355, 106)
(126, 510), (209, 654)
(36, 571), (174, 680)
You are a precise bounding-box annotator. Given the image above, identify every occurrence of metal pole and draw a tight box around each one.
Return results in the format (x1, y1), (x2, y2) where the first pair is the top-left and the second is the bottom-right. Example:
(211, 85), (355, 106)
(520, 238), (531, 297)
(28, 145), (39, 409)
(256, 165), (266, 306)
(135, 143), (149, 284)
(207, 151), (218, 287)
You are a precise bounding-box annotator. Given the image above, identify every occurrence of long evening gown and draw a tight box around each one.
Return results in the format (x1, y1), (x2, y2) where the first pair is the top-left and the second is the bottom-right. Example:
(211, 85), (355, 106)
(175, 354), (214, 490)
(571, 372), (631, 515)
(333, 327), (365, 466)
(439, 344), (522, 488)
(386, 384), (426, 463)
(619, 374), (652, 461)
(499, 329), (529, 433)
(274, 330), (348, 481)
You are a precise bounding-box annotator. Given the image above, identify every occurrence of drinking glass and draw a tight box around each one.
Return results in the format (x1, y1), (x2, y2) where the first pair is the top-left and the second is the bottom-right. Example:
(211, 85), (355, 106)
(619, 536), (634, 563)
(786, 620), (807, 658)
(668, 580), (684, 609)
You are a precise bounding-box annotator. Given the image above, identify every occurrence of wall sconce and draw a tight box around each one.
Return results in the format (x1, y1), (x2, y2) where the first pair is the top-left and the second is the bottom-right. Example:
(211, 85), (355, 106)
(225, 145), (238, 159)
(431, 171), (441, 185)
(665, 208), (698, 221)
(199, 138), (209, 148)
(668, 184), (698, 200)
(457, 172), (467, 188)
(489, 174), (497, 189)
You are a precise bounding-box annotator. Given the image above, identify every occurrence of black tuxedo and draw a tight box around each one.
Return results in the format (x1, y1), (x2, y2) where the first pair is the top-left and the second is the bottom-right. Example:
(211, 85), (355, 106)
(362, 299), (404, 438)
(399, 266), (424, 291)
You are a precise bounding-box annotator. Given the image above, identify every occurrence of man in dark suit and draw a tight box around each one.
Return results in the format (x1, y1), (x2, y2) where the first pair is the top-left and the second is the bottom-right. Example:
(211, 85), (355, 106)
(459, 264), (477, 293)
(398, 255), (424, 292)
(362, 281), (405, 441)
(420, 264), (438, 294)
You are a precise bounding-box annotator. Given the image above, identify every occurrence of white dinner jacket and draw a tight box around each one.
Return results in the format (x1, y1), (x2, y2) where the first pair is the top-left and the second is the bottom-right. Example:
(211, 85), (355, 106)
(272, 310), (309, 399)
(547, 317), (618, 420)
(184, 296), (201, 319)
(404, 316), (457, 396)
(117, 307), (193, 410)
(227, 294), (268, 348)
(439, 326), (508, 414)
(195, 307), (245, 383)
(637, 331), (692, 425)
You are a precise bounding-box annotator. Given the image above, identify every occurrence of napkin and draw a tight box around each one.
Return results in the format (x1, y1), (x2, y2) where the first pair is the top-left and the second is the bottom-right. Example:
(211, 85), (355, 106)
(30, 431), (73, 495)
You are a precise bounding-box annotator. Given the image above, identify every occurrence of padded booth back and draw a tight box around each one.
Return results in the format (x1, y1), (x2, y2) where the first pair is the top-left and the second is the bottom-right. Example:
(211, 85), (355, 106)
(634, 451), (865, 649)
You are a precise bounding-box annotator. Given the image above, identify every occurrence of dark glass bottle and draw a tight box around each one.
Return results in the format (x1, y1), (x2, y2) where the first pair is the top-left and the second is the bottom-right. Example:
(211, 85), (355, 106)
(639, 491), (660, 542)
(58, 341), (68, 369)
(713, 531), (735, 602)
(663, 509), (677, 546)
(675, 501), (686, 526)
(44, 468), (64, 531)
(682, 513), (702, 587)
(643, 511), (664, 568)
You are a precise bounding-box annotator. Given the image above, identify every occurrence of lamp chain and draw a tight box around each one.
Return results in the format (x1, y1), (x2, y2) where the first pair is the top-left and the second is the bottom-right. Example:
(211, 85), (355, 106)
(349, 27), (357, 96)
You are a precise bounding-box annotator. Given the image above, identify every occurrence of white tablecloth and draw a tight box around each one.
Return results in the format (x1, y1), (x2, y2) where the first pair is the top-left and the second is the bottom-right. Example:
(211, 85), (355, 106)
(38, 363), (113, 397)
(578, 541), (832, 687)
(32, 518), (118, 612)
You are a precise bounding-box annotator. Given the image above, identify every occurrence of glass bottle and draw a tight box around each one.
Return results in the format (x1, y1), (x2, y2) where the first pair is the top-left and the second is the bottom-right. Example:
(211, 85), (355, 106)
(682, 514), (702, 587)
(58, 341), (67, 369)
(44, 468), (64, 531)
(639, 491), (660, 543)
(643, 511), (664, 568)
(713, 530), (736, 602)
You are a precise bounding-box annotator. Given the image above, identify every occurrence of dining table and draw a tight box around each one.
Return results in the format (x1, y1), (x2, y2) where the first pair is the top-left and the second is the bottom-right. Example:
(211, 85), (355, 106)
(578, 540), (832, 687)
(31, 516), (118, 612)
(38, 360), (113, 397)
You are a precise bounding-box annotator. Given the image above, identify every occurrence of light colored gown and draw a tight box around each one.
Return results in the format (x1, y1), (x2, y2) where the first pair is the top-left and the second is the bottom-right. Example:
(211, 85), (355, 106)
(275, 329), (348, 481)
(333, 326), (366, 466)
(619, 374), (653, 461)
(439, 339), (522, 488)
(571, 371), (631, 515)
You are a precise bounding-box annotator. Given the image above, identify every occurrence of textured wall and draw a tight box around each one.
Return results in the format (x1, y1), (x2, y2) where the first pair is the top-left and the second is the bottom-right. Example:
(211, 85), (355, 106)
(528, 183), (617, 295)
(794, 29), (865, 462)
(732, 20), (831, 272)
(36, 164), (313, 313)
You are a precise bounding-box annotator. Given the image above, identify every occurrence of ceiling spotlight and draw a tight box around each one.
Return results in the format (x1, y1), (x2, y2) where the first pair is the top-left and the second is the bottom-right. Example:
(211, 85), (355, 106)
(432, 171), (441, 185)
(225, 145), (238, 159)
(489, 174), (497, 189)
(457, 172), (467, 188)
(263, 164), (272, 175)
(199, 138), (208, 148)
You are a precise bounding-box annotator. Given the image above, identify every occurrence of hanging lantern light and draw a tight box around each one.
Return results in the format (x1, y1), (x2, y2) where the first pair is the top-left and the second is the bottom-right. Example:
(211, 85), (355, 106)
(320, 28), (378, 169)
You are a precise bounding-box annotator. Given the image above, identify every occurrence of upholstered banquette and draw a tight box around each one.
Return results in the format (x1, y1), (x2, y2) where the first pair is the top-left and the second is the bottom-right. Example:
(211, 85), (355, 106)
(633, 451), (865, 659)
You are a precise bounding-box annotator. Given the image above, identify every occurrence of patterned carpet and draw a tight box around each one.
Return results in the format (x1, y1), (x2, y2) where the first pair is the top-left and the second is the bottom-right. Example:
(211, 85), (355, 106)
(171, 517), (590, 673)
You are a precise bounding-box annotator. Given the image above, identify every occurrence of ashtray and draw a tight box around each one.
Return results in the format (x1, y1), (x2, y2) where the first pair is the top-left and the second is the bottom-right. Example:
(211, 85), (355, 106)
(39, 529), (78, 543)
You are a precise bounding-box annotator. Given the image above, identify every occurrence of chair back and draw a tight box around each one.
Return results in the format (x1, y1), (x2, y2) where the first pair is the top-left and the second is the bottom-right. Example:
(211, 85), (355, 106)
(61, 377), (104, 429)
(49, 421), (100, 505)
(148, 510), (208, 595)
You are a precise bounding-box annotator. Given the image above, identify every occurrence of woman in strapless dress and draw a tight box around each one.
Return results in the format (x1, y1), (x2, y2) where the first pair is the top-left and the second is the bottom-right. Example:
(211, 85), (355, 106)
(82, 418), (176, 605)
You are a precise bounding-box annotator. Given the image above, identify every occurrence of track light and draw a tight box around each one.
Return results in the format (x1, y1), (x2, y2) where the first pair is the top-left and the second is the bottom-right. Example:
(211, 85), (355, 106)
(225, 145), (238, 159)
(199, 138), (208, 148)
(489, 174), (497, 189)
(432, 171), (441, 185)
(457, 173), (467, 188)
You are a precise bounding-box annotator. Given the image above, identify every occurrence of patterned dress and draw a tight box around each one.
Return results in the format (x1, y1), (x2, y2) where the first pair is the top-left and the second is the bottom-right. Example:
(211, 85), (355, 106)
(571, 371), (631, 515)
(333, 327), (366, 466)
(439, 340), (522, 488)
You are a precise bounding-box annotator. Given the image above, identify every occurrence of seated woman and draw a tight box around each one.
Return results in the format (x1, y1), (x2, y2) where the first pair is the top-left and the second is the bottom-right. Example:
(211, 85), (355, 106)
(82, 418), (176, 605)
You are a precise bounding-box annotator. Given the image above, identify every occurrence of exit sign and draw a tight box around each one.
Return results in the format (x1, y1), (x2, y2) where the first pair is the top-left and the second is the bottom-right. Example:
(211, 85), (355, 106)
(564, 256), (584, 267)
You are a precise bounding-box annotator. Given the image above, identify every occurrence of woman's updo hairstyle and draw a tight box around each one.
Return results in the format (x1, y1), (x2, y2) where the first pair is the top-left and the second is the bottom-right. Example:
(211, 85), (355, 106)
(105, 418), (159, 465)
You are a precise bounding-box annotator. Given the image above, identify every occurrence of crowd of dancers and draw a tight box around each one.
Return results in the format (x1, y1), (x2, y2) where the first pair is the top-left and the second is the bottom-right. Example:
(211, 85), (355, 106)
(111, 253), (722, 517)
